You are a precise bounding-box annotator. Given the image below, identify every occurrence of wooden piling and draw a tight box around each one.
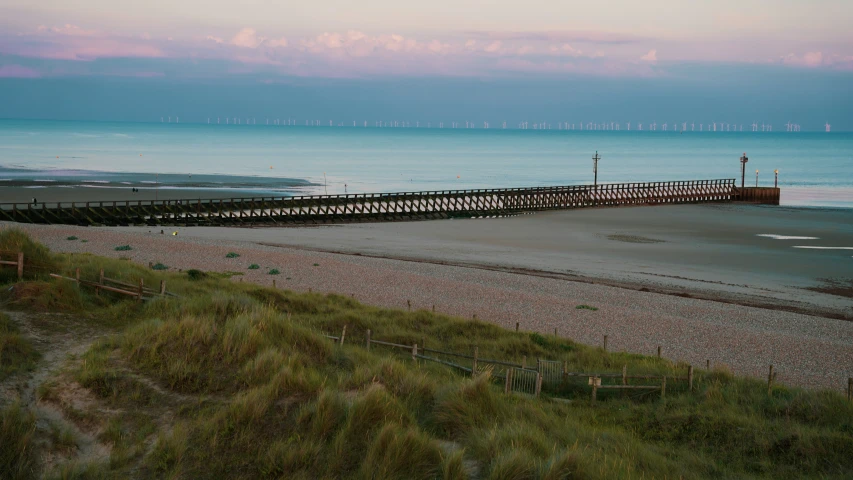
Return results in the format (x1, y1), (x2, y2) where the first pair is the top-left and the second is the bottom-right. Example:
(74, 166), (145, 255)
(407, 299), (411, 311)
(160, 280), (166, 295)
(412, 343), (418, 361)
(706, 359), (710, 370)
(365, 329), (371, 351)
(657, 346), (662, 358)
(515, 322), (519, 332)
(273, 279), (276, 289)
(554, 327), (557, 337)
(17, 252), (24, 280)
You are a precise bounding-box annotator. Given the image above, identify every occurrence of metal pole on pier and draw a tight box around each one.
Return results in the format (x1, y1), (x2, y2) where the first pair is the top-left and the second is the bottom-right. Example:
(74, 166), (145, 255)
(592, 151), (600, 187)
(739, 153), (748, 189)
(774, 169), (778, 188)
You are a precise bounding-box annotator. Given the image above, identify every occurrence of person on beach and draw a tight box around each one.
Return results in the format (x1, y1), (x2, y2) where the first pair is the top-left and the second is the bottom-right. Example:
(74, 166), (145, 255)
(32, 197), (37, 205)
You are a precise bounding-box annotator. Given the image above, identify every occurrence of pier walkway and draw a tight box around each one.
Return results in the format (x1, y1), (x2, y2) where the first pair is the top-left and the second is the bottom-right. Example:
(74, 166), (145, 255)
(0, 179), (778, 226)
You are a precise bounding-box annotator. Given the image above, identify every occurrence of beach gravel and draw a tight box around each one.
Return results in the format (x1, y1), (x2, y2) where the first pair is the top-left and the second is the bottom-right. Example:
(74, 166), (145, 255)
(7, 222), (853, 392)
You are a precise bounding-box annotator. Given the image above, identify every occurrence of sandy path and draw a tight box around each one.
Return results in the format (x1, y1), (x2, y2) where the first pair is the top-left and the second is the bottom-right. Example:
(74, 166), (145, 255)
(8, 220), (853, 392)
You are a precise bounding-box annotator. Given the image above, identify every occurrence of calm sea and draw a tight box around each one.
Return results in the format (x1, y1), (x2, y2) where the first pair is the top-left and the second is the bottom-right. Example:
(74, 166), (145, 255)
(1, 119), (851, 207)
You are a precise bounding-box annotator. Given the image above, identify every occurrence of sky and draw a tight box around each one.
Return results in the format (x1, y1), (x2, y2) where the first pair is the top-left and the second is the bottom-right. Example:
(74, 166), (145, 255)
(1, 1), (851, 129)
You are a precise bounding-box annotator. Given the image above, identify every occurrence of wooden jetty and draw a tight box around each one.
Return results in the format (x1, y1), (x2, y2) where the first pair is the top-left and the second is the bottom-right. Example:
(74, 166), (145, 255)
(0, 179), (779, 227)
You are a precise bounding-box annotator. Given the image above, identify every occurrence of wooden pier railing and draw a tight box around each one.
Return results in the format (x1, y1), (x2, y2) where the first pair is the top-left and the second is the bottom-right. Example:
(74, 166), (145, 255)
(1, 179), (749, 226)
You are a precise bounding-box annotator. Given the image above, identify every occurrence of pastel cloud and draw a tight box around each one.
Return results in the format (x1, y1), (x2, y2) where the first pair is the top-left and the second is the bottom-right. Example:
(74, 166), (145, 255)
(1, 24), (851, 78)
(640, 49), (657, 62)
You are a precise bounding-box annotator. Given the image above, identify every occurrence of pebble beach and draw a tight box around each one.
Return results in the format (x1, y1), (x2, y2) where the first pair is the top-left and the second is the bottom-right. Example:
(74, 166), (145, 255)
(6, 215), (852, 393)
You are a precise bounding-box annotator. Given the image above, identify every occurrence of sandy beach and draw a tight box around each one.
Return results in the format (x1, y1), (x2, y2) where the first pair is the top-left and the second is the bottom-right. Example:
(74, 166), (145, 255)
(5, 203), (852, 392)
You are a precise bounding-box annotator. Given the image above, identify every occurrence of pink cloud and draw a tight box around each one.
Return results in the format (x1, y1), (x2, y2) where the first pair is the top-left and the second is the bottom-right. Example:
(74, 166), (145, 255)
(640, 49), (657, 62)
(231, 28), (264, 48)
(0, 64), (40, 78)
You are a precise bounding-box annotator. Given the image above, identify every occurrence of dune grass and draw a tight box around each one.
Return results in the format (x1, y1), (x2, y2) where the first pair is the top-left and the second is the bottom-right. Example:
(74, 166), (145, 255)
(0, 312), (40, 381)
(0, 228), (852, 479)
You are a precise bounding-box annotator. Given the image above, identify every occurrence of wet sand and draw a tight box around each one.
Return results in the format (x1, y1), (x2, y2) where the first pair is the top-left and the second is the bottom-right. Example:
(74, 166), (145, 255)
(109, 203), (853, 318)
(0, 186), (287, 204)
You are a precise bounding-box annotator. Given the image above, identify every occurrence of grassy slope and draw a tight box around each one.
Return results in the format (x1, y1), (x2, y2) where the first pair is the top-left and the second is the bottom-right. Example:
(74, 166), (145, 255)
(0, 228), (852, 479)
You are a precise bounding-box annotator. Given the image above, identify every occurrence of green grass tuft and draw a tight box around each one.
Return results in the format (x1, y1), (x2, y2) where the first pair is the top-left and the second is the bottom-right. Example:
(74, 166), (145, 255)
(114, 245), (132, 251)
(66, 236), (78, 241)
(225, 252), (240, 259)
(0, 402), (39, 480)
(268, 269), (280, 275)
(248, 264), (260, 270)
(576, 304), (598, 311)
(0, 313), (40, 381)
(151, 263), (169, 271)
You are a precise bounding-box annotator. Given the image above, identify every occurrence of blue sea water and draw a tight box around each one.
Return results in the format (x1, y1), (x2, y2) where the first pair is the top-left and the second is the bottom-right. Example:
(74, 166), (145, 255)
(1, 119), (851, 207)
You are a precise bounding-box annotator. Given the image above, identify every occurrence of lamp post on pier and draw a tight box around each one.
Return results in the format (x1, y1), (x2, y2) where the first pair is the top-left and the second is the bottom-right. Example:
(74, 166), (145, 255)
(739, 153), (748, 189)
(774, 169), (778, 188)
(592, 151), (600, 187)
(755, 170), (759, 187)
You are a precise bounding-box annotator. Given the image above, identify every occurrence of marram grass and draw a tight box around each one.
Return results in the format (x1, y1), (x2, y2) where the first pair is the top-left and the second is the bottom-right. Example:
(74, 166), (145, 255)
(0, 230), (852, 479)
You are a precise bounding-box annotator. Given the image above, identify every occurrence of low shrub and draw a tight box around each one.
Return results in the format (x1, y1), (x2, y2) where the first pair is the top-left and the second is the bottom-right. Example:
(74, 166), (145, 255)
(66, 236), (78, 241)
(114, 245), (132, 251)
(152, 263), (169, 271)
(186, 269), (207, 281)
(248, 264), (260, 270)
(226, 252), (240, 259)
(268, 269), (280, 275)
(576, 305), (598, 311)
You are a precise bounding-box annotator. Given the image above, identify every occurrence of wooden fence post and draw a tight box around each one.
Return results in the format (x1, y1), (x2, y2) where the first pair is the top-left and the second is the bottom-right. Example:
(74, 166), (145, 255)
(661, 376), (667, 400)
(472, 346), (479, 377)
(160, 280), (166, 295)
(688, 365), (694, 391)
(591, 377), (598, 405)
(515, 322), (519, 332)
(848, 378), (852, 402)
(603, 335), (608, 351)
(432, 305), (435, 312)
(340, 325), (347, 346)
(706, 359), (710, 370)
(97, 269), (104, 297)
(504, 367), (513, 394)
(138, 278), (144, 303)
(554, 327), (557, 337)
(365, 329), (371, 351)
(412, 343), (418, 362)
(407, 299), (411, 311)
(75, 267), (80, 285)
(273, 279), (276, 289)
(17, 252), (24, 280)
(657, 346), (662, 358)
(521, 356), (526, 369)
(535, 372), (542, 397)
(767, 365), (774, 395)
(562, 361), (568, 383)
